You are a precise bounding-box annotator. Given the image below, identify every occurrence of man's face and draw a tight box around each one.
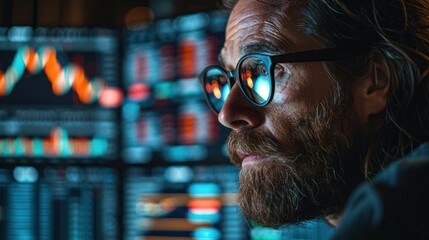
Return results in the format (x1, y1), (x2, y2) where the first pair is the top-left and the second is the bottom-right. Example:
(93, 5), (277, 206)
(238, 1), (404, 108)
(218, 0), (365, 227)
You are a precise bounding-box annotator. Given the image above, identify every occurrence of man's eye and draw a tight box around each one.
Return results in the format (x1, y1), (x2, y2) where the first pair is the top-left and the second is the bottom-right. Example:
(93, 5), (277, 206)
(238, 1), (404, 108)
(258, 65), (268, 76)
(274, 65), (291, 82)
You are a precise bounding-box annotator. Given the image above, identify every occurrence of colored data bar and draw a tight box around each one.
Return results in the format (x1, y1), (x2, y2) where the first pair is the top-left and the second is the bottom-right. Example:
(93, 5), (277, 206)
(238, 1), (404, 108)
(0, 127), (108, 158)
(135, 193), (237, 217)
(0, 46), (122, 107)
(187, 183), (222, 240)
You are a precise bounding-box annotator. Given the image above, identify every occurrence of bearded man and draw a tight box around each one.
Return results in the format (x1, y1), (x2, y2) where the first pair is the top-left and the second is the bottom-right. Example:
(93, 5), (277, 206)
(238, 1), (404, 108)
(199, 0), (429, 238)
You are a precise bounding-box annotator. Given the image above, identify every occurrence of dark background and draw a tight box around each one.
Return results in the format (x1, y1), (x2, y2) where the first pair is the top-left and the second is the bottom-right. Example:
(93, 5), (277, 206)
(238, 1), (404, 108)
(0, 0), (224, 28)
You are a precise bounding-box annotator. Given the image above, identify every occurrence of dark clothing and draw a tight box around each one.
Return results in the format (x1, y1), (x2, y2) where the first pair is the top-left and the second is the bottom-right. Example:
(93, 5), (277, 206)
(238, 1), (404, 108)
(331, 142), (429, 240)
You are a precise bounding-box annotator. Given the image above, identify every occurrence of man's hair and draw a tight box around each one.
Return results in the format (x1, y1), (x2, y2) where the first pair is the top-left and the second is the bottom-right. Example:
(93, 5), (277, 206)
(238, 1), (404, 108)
(223, 0), (429, 178)
(222, 0), (237, 9)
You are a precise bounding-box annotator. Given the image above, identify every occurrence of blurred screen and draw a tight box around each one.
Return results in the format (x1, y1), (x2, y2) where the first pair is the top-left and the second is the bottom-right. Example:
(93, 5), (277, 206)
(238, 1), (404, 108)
(0, 27), (121, 162)
(124, 165), (248, 240)
(0, 26), (121, 239)
(122, 11), (230, 165)
(0, 166), (118, 240)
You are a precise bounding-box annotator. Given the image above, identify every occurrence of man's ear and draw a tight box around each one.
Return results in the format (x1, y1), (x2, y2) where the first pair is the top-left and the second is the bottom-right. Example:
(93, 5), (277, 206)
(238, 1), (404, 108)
(352, 59), (389, 124)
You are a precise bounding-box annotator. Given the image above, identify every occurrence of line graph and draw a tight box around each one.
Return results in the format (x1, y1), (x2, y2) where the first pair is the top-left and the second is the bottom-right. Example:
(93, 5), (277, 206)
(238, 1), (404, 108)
(0, 46), (122, 107)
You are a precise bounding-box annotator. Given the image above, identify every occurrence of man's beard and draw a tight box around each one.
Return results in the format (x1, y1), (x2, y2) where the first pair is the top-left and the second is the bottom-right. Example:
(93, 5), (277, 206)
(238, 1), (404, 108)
(227, 98), (366, 228)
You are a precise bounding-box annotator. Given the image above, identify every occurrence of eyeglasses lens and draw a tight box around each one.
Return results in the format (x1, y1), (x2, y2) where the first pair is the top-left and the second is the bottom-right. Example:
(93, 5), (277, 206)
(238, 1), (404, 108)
(239, 57), (271, 105)
(203, 68), (230, 113)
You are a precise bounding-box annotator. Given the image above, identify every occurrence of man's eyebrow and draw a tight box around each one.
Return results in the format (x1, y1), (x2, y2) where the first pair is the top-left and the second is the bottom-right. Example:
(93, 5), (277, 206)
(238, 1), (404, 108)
(216, 43), (287, 68)
(240, 43), (282, 55)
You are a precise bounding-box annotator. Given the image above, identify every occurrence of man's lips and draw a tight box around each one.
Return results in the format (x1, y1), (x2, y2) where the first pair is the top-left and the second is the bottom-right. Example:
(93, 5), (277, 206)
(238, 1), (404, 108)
(238, 152), (267, 167)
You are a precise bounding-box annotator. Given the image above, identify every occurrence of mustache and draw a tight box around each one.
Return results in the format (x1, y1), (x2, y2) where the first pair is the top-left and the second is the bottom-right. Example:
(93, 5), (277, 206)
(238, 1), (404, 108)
(226, 130), (298, 167)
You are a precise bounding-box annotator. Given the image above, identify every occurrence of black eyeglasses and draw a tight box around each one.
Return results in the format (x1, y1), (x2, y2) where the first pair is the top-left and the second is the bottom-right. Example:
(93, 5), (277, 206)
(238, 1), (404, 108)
(199, 47), (368, 114)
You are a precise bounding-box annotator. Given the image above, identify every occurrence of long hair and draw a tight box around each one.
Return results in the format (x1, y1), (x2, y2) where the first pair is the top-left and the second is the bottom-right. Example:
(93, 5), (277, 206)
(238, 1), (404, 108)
(302, 0), (429, 178)
(223, 0), (429, 178)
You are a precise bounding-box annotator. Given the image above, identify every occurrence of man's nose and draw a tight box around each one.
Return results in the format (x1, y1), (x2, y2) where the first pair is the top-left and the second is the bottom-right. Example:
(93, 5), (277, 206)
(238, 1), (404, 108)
(217, 83), (263, 130)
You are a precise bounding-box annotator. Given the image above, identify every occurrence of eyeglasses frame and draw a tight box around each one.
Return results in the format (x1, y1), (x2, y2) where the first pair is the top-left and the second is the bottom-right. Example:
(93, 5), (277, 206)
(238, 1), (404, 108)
(199, 46), (369, 114)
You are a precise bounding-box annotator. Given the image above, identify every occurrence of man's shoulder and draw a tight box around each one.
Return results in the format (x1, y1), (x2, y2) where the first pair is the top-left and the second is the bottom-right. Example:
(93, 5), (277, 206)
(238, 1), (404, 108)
(374, 141), (429, 188)
(404, 142), (429, 160)
(331, 142), (429, 240)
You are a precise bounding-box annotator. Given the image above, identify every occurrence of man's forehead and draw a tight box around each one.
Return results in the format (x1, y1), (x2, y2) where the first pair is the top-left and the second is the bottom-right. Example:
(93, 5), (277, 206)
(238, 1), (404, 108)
(219, 24), (295, 67)
(219, 0), (306, 67)
(218, 43), (285, 67)
(237, 0), (296, 8)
